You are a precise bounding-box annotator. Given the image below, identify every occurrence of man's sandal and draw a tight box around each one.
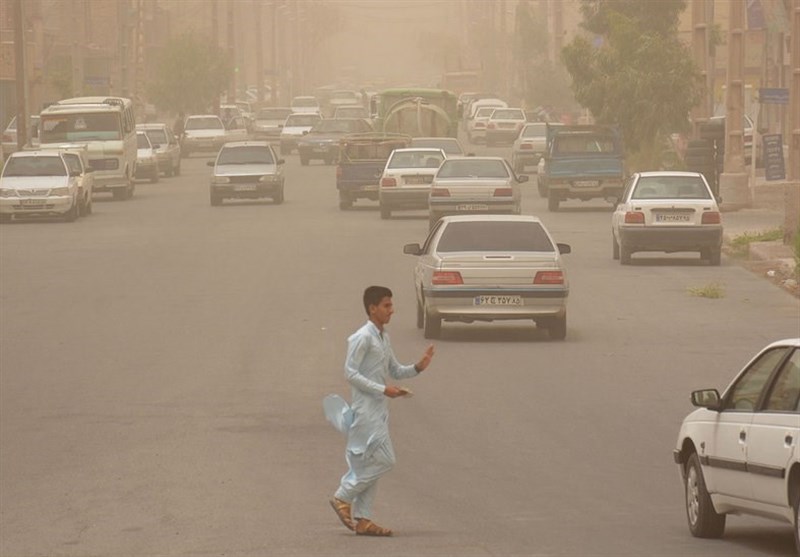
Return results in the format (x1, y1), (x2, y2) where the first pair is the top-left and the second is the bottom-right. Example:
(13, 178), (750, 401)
(355, 518), (393, 537)
(329, 498), (354, 531)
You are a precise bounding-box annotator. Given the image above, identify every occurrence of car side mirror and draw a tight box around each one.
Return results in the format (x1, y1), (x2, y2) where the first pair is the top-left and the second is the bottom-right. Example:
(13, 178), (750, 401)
(302, 130), (308, 135)
(152, 144), (161, 149)
(206, 161), (215, 167)
(517, 174), (529, 183)
(70, 170), (82, 177)
(278, 124), (284, 129)
(557, 243), (571, 254)
(85, 166), (95, 173)
(690, 389), (721, 411)
(403, 243), (422, 256)
(277, 159), (285, 165)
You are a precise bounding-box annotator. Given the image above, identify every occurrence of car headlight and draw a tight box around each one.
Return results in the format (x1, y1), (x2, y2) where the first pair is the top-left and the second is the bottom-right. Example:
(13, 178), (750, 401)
(259, 175), (278, 182)
(0, 188), (18, 198)
(214, 176), (230, 184)
(50, 186), (71, 196)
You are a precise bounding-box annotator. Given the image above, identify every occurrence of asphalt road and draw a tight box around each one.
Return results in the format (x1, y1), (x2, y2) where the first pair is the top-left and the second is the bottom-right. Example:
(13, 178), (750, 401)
(1, 140), (798, 557)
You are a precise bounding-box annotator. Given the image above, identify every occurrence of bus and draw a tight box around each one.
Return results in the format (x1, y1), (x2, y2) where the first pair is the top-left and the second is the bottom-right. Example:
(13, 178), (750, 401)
(372, 88), (459, 138)
(39, 97), (137, 200)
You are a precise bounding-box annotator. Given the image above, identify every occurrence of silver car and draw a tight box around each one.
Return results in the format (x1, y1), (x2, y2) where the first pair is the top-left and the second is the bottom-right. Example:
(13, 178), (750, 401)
(378, 148), (445, 219)
(252, 107), (293, 141)
(181, 115), (228, 157)
(512, 122), (562, 174)
(207, 141), (285, 206)
(428, 156), (526, 229)
(403, 215), (571, 340)
(137, 123), (181, 176)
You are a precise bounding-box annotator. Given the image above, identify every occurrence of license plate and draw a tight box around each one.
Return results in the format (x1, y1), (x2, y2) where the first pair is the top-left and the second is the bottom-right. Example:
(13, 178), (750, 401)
(234, 184), (257, 192)
(474, 295), (522, 306)
(457, 204), (489, 211)
(404, 175), (430, 185)
(574, 180), (599, 188)
(21, 199), (47, 206)
(655, 213), (691, 223)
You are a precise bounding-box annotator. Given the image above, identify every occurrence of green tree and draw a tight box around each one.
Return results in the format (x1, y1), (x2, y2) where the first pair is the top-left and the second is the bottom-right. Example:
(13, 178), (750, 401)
(561, 0), (702, 169)
(148, 33), (231, 115)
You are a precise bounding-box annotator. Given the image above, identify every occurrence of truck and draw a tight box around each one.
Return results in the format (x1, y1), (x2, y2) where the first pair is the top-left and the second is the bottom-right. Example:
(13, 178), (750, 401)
(537, 124), (625, 212)
(371, 89), (458, 138)
(336, 133), (410, 210)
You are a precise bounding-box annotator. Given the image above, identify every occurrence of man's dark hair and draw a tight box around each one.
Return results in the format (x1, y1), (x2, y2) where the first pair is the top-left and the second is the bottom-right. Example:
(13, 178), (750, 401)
(363, 286), (392, 315)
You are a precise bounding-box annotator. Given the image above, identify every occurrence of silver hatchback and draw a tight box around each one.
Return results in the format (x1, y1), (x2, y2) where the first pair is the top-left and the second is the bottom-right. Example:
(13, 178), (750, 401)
(403, 215), (571, 340)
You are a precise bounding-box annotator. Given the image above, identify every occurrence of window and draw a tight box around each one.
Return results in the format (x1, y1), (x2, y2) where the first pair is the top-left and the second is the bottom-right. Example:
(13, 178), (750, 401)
(62, 153), (82, 175)
(217, 146), (274, 165)
(554, 135), (615, 154)
(388, 151), (444, 169)
(41, 113), (123, 142)
(137, 134), (151, 149)
(145, 130), (168, 145)
(763, 350), (800, 412)
(436, 221), (554, 253)
(631, 176), (712, 200)
(437, 159), (509, 179)
(726, 347), (791, 411)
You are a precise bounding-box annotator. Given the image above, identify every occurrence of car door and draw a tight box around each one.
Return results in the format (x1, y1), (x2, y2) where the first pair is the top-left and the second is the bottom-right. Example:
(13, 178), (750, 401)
(704, 346), (793, 499)
(417, 221), (445, 302)
(747, 348), (800, 508)
(612, 175), (636, 241)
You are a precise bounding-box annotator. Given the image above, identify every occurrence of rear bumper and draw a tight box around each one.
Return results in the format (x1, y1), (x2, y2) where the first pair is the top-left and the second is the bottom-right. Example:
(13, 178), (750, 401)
(423, 287), (568, 321)
(549, 180), (624, 200)
(298, 144), (339, 159)
(619, 225), (723, 251)
(211, 181), (282, 199)
(513, 151), (543, 166)
(429, 198), (518, 216)
(379, 188), (429, 209)
(182, 137), (226, 152)
(486, 129), (519, 143)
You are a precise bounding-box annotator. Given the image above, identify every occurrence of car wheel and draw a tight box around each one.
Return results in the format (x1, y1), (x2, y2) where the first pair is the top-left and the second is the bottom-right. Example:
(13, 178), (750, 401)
(706, 248), (721, 266)
(84, 194), (93, 215)
(174, 160), (181, 176)
(112, 188), (127, 201)
(380, 204), (391, 220)
(63, 199), (79, 222)
(339, 193), (352, 210)
(423, 303), (441, 339)
(150, 167), (159, 183)
(685, 452), (726, 538)
(612, 233), (620, 260)
(620, 242), (632, 265)
(548, 314), (567, 340)
(416, 298), (424, 329)
(547, 194), (559, 212)
(273, 187), (284, 204)
(793, 491), (800, 556)
(210, 192), (222, 206)
(300, 155), (309, 166)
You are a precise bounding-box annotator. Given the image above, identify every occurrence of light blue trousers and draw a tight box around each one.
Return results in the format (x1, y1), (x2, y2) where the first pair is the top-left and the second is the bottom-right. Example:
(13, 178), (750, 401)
(334, 437), (396, 520)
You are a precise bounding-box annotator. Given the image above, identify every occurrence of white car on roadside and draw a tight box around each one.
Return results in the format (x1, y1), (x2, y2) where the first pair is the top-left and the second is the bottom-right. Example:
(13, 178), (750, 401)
(673, 338), (800, 553)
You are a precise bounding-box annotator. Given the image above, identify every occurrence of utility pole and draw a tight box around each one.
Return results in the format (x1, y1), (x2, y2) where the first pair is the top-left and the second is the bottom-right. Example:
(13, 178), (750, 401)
(691, 0), (713, 137)
(227, 1), (236, 103)
(118, 0), (129, 97)
(13, 0), (27, 150)
(719, 0), (749, 209)
(134, 0), (145, 111)
(255, 0), (264, 104)
(292, 0), (299, 98)
(271, 1), (278, 105)
(499, 0), (507, 100)
(785, 0), (799, 243)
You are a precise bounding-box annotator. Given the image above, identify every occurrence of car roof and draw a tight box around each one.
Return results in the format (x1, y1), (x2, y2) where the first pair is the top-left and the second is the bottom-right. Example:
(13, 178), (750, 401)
(636, 171), (705, 178)
(391, 148), (445, 154)
(440, 214), (543, 224)
(220, 141), (272, 148)
(187, 114), (221, 119)
(9, 150), (62, 158)
(443, 155), (504, 162)
(412, 137), (458, 142)
(763, 338), (800, 349)
(136, 123), (168, 129)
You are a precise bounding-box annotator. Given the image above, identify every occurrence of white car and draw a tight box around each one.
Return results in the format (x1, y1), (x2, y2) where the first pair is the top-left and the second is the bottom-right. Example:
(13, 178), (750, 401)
(207, 141), (285, 206)
(378, 148), (446, 219)
(252, 107), (293, 141)
(137, 123), (181, 177)
(403, 214), (571, 340)
(409, 136), (466, 156)
(512, 122), (563, 175)
(0, 150), (84, 222)
(181, 115), (228, 157)
(279, 112), (322, 155)
(611, 171), (723, 265)
(467, 106), (499, 144)
(134, 131), (159, 182)
(290, 96), (321, 115)
(673, 338), (800, 552)
(485, 108), (527, 146)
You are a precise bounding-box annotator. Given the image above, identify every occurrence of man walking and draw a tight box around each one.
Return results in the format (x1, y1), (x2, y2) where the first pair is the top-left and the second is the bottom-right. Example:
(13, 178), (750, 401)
(329, 286), (435, 536)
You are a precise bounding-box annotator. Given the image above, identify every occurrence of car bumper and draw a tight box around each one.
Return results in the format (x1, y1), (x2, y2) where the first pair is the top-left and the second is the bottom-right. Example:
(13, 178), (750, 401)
(549, 181), (624, 200)
(182, 137), (225, 152)
(429, 199), (518, 216)
(280, 138), (300, 151)
(135, 160), (158, 177)
(155, 152), (175, 168)
(0, 195), (74, 215)
(619, 226), (723, 251)
(486, 129), (519, 143)
(298, 144), (339, 159)
(423, 287), (568, 320)
(379, 188), (430, 209)
(211, 181), (282, 199)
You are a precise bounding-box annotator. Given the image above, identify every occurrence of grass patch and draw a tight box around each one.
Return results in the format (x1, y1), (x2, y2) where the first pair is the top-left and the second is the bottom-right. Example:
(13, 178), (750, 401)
(687, 282), (726, 299)
(728, 228), (784, 258)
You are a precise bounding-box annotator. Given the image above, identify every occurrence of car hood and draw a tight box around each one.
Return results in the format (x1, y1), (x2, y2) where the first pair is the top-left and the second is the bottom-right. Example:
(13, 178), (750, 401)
(184, 129), (226, 138)
(214, 163), (277, 176)
(1, 176), (69, 189)
(282, 126), (313, 136)
(299, 132), (347, 143)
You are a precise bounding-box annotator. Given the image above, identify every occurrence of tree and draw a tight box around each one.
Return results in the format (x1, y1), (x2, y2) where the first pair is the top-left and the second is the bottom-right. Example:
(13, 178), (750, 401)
(148, 33), (232, 115)
(561, 0), (702, 168)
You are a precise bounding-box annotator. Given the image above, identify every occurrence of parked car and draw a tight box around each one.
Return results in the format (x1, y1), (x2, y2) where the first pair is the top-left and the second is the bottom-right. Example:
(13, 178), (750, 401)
(709, 114), (758, 165)
(296, 118), (372, 165)
(290, 96), (321, 114)
(403, 214), (571, 339)
(428, 156), (525, 229)
(326, 90), (361, 117)
(59, 146), (94, 216)
(512, 122), (562, 174)
(220, 104), (243, 123)
(673, 338), (800, 552)
(409, 136), (466, 156)
(0, 150), (84, 222)
(378, 148), (446, 219)
(252, 107), (293, 141)
(137, 123), (181, 176)
(134, 131), (159, 183)
(611, 171), (723, 265)
(181, 115), (228, 158)
(485, 108), (527, 146)
(280, 113), (322, 155)
(207, 141), (285, 206)
(1, 115), (40, 161)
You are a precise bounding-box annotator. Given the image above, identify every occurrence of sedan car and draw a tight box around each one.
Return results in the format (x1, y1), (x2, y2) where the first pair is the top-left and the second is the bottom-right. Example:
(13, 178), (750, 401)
(207, 141), (284, 206)
(181, 115), (228, 158)
(673, 338), (799, 552)
(467, 106), (499, 144)
(378, 148), (446, 219)
(611, 171), (722, 265)
(512, 122), (562, 174)
(409, 136), (466, 156)
(137, 123), (181, 176)
(428, 156), (526, 229)
(485, 108), (527, 146)
(279, 113), (322, 155)
(403, 215), (571, 339)
(252, 107), (293, 141)
(296, 118), (372, 165)
(134, 131), (159, 182)
(290, 96), (321, 114)
(0, 150), (83, 222)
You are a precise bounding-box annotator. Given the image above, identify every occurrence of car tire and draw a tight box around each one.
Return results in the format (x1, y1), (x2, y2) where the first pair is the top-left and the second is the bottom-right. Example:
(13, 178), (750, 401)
(174, 160), (181, 176)
(112, 188), (127, 201)
(793, 491), (800, 556)
(63, 199), (79, 222)
(210, 192), (222, 206)
(300, 155), (309, 166)
(339, 194), (352, 211)
(150, 167), (159, 183)
(685, 452), (726, 538)
(548, 314), (567, 340)
(273, 187), (284, 204)
(612, 233), (620, 260)
(620, 243), (633, 265)
(416, 298), (424, 329)
(380, 205), (391, 219)
(547, 194), (559, 212)
(707, 248), (721, 266)
(164, 164), (173, 177)
(423, 304), (441, 339)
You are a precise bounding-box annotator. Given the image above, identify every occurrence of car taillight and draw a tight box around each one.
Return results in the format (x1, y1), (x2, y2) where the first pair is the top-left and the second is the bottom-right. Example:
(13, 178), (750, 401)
(1, 133), (12, 142)
(534, 271), (564, 285)
(625, 211), (645, 224)
(336, 166), (342, 179)
(475, 122), (485, 128)
(520, 144), (532, 150)
(430, 188), (450, 197)
(493, 188), (513, 197)
(702, 211), (721, 224)
(381, 177), (396, 187)
(432, 271), (463, 285)
(487, 122), (496, 129)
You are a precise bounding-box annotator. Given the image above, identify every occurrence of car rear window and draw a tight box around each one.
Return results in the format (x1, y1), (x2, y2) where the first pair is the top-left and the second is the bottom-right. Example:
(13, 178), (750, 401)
(257, 109), (292, 120)
(554, 134), (615, 154)
(285, 114), (321, 126)
(437, 159), (509, 178)
(436, 221), (555, 253)
(136, 134), (151, 149)
(217, 146), (274, 165)
(632, 176), (711, 200)
(186, 117), (223, 130)
(521, 124), (547, 138)
(491, 109), (524, 120)
(388, 151), (444, 169)
(145, 130), (168, 145)
(410, 139), (462, 155)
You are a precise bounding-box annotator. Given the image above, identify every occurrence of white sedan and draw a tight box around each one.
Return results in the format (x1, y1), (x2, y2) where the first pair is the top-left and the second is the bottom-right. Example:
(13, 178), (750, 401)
(611, 171), (722, 265)
(378, 148), (445, 219)
(673, 338), (800, 552)
(403, 215), (571, 340)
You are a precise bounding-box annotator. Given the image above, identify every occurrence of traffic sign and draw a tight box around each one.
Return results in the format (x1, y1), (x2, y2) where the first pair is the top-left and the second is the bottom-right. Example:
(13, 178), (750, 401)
(759, 88), (789, 105)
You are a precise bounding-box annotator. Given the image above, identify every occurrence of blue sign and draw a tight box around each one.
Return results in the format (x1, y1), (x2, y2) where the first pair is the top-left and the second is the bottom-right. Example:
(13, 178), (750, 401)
(759, 88), (789, 105)
(762, 134), (785, 181)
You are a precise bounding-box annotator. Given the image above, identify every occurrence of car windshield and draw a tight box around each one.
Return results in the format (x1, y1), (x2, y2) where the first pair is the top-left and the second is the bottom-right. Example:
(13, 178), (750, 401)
(437, 221), (554, 253)
(144, 130), (168, 145)
(476, 108), (496, 118)
(312, 120), (362, 133)
(437, 159), (509, 179)
(631, 176), (712, 200)
(521, 124), (547, 138)
(388, 151), (444, 169)
(3, 156), (67, 177)
(217, 146), (274, 165)
(257, 109), (292, 120)
(285, 114), (321, 126)
(410, 139), (462, 154)
(185, 117), (224, 130)
(554, 134), (616, 154)
(62, 153), (82, 174)
(137, 134), (151, 149)
(40, 112), (121, 142)
(491, 109), (524, 120)
(292, 98), (318, 107)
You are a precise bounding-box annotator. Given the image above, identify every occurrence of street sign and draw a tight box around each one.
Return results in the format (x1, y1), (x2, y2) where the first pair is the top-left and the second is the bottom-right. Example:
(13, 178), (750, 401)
(759, 88), (789, 105)
(762, 134), (785, 181)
